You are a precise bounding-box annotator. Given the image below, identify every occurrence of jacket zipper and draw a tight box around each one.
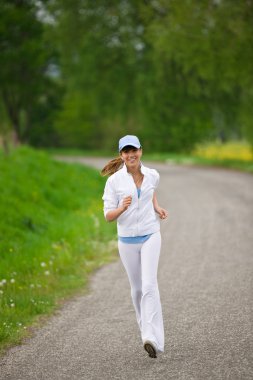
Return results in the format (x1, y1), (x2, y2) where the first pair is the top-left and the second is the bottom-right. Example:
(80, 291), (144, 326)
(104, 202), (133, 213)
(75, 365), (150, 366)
(137, 191), (140, 235)
(130, 175), (139, 236)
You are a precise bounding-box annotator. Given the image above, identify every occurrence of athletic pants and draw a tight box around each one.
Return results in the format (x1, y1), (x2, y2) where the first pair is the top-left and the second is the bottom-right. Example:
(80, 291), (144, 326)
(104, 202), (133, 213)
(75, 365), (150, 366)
(118, 231), (164, 352)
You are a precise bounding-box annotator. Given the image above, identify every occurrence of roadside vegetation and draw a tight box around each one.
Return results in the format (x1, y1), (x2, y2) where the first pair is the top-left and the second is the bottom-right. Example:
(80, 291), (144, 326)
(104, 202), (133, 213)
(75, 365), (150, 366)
(0, 146), (117, 354)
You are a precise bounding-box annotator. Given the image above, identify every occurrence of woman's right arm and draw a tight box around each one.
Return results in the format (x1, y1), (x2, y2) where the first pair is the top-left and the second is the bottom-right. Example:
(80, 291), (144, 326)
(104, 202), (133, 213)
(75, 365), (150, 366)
(105, 196), (132, 222)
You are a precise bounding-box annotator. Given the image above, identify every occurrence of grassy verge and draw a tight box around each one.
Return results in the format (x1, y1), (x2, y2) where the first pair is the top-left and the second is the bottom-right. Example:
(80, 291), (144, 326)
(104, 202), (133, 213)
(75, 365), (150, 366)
(0, 146), (117, 355)
(189, 141), (253, 173)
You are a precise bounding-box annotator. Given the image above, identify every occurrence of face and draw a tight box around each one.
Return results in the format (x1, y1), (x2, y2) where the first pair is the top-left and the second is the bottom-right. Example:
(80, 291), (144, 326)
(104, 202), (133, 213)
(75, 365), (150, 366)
(120, 146), (142, 171)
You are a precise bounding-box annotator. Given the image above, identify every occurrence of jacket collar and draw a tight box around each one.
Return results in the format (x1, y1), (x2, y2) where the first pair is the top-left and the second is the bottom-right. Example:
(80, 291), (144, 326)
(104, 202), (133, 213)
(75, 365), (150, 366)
(122, 162), (148, 175)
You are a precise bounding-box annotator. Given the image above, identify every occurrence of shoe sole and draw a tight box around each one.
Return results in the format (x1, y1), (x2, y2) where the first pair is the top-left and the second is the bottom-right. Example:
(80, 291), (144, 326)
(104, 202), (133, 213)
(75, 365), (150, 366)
(144, 341), (157, 358)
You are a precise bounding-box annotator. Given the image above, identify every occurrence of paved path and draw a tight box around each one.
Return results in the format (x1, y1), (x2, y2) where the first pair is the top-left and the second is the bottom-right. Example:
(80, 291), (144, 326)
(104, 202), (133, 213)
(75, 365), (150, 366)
(1, 158), (253, 380)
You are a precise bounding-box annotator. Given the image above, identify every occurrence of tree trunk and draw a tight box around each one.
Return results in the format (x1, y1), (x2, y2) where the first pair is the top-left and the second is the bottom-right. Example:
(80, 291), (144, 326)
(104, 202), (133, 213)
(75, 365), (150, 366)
(12, 129), (20, 146)
(2, 89), (22, 146)
(2, 135), (10, 155)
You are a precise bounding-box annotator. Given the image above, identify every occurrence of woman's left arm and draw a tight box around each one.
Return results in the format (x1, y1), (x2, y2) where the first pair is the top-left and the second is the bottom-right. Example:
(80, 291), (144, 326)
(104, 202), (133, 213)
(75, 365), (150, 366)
(153, 192), (168, 220)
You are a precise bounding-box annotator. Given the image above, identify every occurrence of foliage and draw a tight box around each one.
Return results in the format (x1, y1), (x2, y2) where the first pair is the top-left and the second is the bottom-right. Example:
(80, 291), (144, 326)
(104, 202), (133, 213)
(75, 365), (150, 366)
(48, 0), (253, 151)
(141, 0), (253, 145)
(0, 0), (61, 145)
(0, 146), (116, 352)
(0, 1), (252, 151)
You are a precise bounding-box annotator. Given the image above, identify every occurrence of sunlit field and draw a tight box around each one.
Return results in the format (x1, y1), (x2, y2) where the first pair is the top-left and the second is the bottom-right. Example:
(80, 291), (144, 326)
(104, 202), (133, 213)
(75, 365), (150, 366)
(192, 141), (253, 162)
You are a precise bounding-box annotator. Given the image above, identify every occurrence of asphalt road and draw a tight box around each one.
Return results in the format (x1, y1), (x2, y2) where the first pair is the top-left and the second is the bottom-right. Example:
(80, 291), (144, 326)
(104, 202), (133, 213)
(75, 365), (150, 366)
(1, 158), (253, 380)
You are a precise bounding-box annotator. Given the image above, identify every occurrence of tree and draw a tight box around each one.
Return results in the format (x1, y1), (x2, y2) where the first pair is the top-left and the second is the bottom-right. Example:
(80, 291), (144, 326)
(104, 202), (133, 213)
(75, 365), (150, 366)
(140, 0), (253, 145)
(0, 0), (57, 145)
(43, 0), (253, 151)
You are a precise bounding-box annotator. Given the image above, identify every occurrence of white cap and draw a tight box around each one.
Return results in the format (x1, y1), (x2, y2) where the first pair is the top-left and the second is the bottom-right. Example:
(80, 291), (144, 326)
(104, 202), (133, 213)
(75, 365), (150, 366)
(118, 135), (141, 151)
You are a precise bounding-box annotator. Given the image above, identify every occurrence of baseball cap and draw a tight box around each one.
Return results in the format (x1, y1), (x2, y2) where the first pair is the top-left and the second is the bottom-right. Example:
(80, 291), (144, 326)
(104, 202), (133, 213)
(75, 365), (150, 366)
(118, 135), (141, 152)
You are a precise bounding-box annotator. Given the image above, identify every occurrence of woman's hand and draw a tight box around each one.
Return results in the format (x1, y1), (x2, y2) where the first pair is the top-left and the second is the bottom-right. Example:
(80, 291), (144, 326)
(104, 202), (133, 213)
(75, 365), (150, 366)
(105, 195), (132, 222)
(121, 195), (132, 211)
(155, 206), (168, 220)
(152, 193), (168, 220)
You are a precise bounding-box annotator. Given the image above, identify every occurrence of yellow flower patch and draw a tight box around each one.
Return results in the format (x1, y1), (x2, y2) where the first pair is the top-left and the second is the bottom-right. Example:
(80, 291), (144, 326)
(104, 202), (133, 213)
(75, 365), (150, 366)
(192, 141), (253, 161)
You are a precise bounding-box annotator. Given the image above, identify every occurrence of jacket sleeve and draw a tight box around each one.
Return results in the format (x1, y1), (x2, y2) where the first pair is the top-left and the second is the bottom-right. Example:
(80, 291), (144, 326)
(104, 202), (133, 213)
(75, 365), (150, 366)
(154, 170), (160, 189)
(102, 177), (118, 218)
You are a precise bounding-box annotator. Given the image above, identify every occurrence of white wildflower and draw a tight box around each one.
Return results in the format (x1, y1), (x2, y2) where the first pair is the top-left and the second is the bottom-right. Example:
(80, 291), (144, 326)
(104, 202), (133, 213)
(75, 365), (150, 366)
(10, 278), (15, 284)
(44, 271), (50, 276)
(40, 262), (46, 267)
(52, 243), (61, 250)
(91, 214), (100, 228)
(10, 303), (15, 308)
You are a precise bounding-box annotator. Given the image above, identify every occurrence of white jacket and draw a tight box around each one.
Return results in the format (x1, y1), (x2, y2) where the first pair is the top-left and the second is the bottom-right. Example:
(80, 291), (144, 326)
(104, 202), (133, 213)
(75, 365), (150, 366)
(102, 163), (160, 237)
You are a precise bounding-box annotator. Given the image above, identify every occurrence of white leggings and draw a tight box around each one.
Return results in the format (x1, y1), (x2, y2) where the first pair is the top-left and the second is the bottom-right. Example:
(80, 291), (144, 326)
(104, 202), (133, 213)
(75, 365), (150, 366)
(118, 231), (164, 352)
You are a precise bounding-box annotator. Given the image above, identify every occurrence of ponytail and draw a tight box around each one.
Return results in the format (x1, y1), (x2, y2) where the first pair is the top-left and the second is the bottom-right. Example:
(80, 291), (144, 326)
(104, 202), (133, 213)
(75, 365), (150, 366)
(101, 156), (123, 176)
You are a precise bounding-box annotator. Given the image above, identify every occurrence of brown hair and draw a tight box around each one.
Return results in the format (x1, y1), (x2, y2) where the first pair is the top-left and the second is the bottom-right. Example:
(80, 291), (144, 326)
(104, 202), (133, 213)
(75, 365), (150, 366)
(101, 156), (123, 177)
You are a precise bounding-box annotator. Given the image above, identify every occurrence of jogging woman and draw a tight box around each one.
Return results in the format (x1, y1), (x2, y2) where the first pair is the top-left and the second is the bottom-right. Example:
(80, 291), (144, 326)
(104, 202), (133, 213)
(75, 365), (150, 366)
(101, 135), (168, 358)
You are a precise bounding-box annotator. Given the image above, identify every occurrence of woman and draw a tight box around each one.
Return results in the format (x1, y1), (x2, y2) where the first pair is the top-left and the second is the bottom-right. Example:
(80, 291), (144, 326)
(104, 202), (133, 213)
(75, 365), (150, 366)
(101, 135), (168, 358)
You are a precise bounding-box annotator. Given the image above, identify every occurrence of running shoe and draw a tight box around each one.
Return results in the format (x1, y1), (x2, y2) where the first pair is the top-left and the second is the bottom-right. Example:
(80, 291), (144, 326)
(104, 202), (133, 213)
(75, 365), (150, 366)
(143, 340), (157, 358)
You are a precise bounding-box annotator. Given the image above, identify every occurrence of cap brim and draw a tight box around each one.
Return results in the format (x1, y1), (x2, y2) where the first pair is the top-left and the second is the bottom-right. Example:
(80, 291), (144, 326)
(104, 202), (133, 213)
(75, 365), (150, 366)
(119, 143), (141, 151)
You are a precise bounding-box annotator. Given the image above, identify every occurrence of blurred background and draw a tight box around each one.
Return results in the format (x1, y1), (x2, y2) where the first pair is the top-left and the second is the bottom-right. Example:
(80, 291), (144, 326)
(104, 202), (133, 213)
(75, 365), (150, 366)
(1, 0), (253, 157)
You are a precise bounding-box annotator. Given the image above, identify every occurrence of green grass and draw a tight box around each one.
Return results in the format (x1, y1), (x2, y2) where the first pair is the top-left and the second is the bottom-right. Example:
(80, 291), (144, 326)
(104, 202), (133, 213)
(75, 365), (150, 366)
(0, 146), (117, 354)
